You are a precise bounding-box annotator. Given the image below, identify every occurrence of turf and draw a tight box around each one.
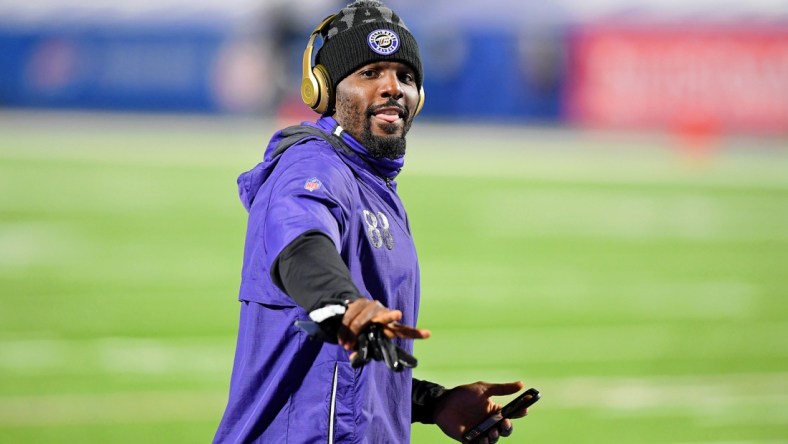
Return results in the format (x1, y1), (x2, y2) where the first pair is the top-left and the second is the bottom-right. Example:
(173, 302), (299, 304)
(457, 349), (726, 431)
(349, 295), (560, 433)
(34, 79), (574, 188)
(0, 112), (786, 443)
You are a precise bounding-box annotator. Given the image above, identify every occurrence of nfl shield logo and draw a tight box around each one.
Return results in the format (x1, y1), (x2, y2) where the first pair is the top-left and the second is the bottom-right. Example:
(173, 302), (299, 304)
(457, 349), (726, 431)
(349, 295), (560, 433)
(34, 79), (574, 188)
(304, 177), (322, 192)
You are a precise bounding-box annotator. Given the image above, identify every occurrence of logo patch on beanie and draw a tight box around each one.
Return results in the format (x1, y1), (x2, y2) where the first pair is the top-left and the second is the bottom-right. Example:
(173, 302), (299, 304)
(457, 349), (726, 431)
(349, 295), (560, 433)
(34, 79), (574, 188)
(367, 29), (400, 55)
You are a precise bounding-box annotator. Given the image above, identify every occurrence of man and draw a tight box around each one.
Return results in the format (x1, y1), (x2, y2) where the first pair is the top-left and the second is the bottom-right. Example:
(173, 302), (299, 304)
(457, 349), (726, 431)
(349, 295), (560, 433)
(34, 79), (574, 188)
(214, 1), (529, 443)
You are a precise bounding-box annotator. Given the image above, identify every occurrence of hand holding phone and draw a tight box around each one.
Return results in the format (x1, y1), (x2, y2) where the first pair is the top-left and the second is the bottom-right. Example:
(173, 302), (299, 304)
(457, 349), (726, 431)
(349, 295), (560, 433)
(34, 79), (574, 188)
(462, 388), (540, 442)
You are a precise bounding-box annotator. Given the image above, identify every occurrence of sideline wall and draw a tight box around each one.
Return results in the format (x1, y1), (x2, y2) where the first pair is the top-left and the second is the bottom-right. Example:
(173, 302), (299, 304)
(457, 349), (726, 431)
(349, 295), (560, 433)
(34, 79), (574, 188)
(1, 21), (786, 135)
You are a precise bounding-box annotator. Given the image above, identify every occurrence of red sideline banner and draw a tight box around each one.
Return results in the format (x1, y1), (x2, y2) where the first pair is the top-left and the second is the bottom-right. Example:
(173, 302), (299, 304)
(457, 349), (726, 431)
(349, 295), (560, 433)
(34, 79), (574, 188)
(566, 25), (788, 135)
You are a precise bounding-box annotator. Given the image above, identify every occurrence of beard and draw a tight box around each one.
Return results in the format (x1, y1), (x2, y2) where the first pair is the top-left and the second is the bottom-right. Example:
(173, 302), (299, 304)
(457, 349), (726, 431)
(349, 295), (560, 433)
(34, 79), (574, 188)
(360, 114), (410, 159)
(336, 95), (412, 160)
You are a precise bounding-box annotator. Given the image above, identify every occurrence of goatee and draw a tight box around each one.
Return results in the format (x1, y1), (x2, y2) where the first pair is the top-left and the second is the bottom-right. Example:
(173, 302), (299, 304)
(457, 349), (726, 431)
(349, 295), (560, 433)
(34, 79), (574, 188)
(362, 99), (412, 159)
(360, 125), (407, 159)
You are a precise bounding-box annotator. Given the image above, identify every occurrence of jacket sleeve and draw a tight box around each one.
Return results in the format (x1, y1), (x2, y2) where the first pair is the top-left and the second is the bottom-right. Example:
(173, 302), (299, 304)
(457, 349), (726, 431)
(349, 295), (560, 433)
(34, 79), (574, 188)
(411, 378), (447, 424)
(271, 229), (361, 312)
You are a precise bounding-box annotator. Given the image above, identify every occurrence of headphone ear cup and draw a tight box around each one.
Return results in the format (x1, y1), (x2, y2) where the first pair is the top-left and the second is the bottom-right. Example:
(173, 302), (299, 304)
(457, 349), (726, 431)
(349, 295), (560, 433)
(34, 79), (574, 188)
(300, 74), (320, 110)
(311, 64), (332, 115)
(414, 86), (425, 117)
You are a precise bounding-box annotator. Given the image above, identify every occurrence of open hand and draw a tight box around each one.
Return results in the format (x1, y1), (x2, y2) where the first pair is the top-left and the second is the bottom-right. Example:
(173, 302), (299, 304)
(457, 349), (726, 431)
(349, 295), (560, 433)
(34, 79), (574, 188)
(434, 381), (528, 443)
(338, 299), (431, 354)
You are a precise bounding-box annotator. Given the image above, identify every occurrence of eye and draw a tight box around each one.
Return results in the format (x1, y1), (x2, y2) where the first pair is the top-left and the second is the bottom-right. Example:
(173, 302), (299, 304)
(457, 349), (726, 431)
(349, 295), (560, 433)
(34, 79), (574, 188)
(359, 69), (378, 78)
(398, 71), (415, 85)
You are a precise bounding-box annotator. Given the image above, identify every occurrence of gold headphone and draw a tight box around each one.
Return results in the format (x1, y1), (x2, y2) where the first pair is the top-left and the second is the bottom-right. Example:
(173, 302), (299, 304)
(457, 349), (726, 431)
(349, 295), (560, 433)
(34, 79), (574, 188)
(300, 14), (426, 117)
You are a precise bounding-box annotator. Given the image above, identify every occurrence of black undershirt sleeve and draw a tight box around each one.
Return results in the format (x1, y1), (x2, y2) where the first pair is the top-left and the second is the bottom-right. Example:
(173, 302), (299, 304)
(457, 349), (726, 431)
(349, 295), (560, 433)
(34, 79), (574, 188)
(271, 230), (361, 312)
(412, 378), (447, 424)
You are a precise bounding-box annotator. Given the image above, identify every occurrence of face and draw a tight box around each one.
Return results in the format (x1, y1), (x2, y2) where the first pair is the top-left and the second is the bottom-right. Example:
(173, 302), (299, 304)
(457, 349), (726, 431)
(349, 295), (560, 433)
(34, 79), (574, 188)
(333, 61), (420, 159)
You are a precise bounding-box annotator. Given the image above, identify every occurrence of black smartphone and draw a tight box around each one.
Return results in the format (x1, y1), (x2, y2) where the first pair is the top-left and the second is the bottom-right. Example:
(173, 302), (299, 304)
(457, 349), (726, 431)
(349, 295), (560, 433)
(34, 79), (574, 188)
(462, 388), (540, 442)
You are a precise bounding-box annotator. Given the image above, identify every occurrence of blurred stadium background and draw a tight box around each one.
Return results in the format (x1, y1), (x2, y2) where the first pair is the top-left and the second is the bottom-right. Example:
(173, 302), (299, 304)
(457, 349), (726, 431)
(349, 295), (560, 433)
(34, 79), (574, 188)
(1, 0), (787, 442)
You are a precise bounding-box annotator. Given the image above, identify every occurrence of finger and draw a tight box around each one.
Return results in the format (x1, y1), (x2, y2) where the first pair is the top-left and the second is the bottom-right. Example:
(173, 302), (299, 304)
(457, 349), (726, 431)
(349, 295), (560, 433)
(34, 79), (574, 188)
(508, 406), (528, 419)
(499, 419), (514, 437)
(482, 381), (525, 397)
(487, 427), (499, 444)
(383, 322), (431, 339)
(348, 302), (389, 336)
(369, 308), (402, 325)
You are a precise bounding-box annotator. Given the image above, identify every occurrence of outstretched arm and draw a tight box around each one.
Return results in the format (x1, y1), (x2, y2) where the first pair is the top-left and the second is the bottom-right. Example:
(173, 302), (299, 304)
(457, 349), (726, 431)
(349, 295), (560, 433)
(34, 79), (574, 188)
(273, 230), (430, 349)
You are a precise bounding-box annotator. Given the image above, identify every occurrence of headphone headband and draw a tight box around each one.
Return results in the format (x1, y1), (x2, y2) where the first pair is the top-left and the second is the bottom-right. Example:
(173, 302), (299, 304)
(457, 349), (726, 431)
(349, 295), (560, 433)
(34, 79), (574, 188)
(301, 15), (336, 114)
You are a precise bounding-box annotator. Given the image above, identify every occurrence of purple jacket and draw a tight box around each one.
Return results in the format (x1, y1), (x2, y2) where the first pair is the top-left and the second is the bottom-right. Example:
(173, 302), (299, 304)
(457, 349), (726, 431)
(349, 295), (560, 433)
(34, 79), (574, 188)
(214, 117), (421, 443)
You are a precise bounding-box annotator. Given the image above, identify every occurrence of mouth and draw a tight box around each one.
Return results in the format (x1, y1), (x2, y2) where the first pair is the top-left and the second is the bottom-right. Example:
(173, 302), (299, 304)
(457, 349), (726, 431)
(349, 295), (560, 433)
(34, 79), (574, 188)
(370, 106), (405, 125)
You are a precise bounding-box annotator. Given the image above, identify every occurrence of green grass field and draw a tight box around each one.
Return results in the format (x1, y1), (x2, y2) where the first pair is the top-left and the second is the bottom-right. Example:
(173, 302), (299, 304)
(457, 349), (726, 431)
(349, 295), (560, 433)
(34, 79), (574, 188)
(1, 112), (786, 443)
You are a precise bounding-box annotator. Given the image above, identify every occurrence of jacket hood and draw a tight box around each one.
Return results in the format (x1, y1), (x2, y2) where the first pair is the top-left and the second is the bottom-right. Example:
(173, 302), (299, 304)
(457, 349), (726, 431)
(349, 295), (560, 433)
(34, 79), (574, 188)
(237, 116), (406, 212)
(237, 126), (294, 212)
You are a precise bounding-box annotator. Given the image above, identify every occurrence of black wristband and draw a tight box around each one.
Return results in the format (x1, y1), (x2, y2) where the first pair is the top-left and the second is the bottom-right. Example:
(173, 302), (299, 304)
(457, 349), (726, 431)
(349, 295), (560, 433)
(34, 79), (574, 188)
(411, 378), (447, 424)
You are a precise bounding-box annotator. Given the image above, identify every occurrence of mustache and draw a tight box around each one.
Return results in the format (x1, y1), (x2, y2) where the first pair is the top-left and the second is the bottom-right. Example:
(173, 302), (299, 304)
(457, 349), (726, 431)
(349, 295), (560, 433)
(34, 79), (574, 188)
(366, 98), (410, 122)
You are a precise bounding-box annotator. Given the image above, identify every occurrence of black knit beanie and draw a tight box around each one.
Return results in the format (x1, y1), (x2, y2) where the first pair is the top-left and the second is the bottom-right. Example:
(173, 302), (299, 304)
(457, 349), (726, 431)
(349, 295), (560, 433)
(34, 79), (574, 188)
(315, 0), (423, 92)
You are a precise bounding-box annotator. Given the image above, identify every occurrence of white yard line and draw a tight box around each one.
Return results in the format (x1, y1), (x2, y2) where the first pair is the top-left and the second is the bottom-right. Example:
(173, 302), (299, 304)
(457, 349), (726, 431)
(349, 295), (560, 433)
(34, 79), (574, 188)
(476, 190), (788, 242)
(0, 336), (234, 375)
(414, 321), (788, 364)
(0, 391), (227, 426)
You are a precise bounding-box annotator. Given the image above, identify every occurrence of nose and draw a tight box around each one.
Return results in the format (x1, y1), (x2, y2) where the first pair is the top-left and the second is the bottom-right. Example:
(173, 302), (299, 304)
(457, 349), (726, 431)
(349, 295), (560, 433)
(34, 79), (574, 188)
(379, 70), (403, 99)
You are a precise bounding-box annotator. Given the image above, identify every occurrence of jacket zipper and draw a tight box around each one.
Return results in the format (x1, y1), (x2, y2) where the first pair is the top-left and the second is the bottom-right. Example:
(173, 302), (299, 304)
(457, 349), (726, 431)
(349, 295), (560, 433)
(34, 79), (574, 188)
(328, 363), (339, 444)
